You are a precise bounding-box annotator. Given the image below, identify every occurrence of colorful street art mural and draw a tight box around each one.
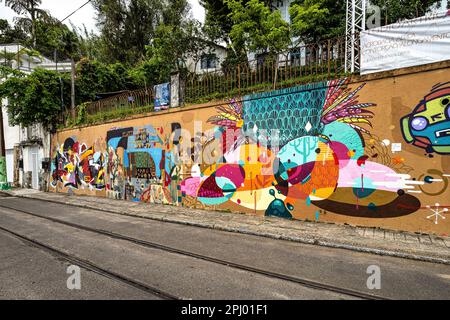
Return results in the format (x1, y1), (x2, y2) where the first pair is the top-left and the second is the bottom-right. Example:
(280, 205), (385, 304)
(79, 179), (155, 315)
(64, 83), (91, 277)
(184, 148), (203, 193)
(50, 74), (450, 234)
(104, 124), (183, 204)
(186, 79), (422, 219)
(401, 81), (450, 155)
(50, 137), (106, 190)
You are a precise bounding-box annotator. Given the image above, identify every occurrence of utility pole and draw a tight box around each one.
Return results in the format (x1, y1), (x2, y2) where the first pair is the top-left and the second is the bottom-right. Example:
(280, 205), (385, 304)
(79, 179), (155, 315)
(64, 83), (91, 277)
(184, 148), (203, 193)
(58, 1), (93, 121)
(71, 58), (76, 119)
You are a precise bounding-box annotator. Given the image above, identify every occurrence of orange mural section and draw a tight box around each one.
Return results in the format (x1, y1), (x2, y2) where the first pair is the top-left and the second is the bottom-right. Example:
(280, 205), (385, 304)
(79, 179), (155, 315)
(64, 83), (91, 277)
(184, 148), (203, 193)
(50, 66), (450, 236)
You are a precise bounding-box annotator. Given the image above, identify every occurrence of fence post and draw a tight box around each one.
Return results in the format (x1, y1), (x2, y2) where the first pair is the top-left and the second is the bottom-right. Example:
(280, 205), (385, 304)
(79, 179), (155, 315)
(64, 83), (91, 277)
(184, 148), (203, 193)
(237, 64), (241, 96)
(170, 72), (181, 108)
(327, 39), (331, 79)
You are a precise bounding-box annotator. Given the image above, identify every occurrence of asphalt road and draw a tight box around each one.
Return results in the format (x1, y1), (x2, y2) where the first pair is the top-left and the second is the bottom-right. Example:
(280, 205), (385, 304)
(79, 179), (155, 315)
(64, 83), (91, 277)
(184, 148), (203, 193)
(0, 195), (449, 300)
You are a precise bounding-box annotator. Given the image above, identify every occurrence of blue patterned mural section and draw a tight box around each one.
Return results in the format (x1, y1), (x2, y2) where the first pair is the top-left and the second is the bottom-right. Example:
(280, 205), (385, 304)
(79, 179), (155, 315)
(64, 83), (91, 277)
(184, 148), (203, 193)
(242, 82), (327, 148)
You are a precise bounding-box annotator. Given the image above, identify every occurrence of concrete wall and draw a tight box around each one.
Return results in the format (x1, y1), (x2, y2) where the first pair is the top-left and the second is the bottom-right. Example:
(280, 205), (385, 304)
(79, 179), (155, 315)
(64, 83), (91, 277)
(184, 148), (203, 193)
(2, 99), (19, 184)
(50, 64), (450, 235)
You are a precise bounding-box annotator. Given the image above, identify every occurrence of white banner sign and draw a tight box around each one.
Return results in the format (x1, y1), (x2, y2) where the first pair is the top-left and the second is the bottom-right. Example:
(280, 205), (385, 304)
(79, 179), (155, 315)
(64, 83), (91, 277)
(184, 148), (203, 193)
(360, 11), (450, 75)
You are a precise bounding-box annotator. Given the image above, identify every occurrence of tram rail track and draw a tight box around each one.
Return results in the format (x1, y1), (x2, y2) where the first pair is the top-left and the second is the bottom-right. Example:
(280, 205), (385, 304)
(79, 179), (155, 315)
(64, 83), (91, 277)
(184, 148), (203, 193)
(0, 224), (179, 300)
(0, 202), (389, 300)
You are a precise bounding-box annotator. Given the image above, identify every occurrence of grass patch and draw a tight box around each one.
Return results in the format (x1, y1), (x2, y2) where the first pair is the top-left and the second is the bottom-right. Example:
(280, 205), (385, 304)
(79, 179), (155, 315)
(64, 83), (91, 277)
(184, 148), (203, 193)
(65, 105), (155, 128)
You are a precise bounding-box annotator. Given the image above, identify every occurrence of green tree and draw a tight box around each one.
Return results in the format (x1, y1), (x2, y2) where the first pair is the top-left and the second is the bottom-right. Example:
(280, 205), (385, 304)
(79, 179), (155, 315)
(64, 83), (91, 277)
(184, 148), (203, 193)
(1, 0), (49, 47)
(0, 19), (28, 43)
(226, 0), (291, 58)
(200, 0), (233, 44)
(91, 0), (128, 63)
(75, 58), (112, 103)
(226, 0), (291, 88)
(0, 68), (70, 129)
(144, 0), (208, 78)
(200, 0), (273, 45)
(289, 0), (346, 43)
(33, 17), (80, 61)
(75, 58), (139, 103)
(92, 0), (162, 65)
(70, 23), (107, 61)
(370, 0), (443, 25)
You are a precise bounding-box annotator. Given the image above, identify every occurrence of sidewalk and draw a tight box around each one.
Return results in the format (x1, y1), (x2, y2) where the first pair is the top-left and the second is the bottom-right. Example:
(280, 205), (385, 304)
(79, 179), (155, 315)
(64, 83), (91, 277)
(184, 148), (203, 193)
(3, 188), (450, 265)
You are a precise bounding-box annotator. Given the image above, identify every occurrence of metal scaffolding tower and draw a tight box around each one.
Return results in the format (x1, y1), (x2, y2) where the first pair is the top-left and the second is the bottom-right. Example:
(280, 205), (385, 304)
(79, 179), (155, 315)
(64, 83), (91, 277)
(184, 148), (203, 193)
(345, 0), (367, 73)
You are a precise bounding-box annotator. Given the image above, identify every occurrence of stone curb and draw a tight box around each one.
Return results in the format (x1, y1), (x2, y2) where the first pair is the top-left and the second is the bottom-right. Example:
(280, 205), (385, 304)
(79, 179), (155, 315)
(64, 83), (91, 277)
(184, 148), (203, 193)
(6, 191), (449, 265)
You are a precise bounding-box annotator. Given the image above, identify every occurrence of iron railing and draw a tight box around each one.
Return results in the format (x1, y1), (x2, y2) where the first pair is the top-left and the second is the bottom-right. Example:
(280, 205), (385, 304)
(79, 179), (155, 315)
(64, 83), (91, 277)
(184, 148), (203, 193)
(184, 36), (348, 103)
(67, 36), (353, 126)
(65, 87), (155, 126)
(85, 87), (155, 116)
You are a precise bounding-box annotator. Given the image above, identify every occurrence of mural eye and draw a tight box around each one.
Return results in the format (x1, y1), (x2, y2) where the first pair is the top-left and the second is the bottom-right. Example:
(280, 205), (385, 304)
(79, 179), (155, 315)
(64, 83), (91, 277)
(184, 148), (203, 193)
(441, 97), (449, 106)
(411, 117), (428, 131)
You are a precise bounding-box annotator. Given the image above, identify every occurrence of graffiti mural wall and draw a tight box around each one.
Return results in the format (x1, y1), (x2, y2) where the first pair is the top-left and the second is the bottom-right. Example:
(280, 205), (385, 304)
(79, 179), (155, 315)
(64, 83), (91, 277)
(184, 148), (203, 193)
(51, 68), (450, 235)
(105, 125), (176, 203)
(51, 137), (106, 191)
(400, 81), (450, 155)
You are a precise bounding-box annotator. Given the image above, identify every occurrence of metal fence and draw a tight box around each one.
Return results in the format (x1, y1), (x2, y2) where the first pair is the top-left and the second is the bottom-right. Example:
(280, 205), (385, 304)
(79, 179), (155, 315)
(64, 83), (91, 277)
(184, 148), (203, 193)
(67, 36), (352, 125)
(184, 36), (348, 103)
(65, 87), (155, 125)
(85, 87), (155, 116)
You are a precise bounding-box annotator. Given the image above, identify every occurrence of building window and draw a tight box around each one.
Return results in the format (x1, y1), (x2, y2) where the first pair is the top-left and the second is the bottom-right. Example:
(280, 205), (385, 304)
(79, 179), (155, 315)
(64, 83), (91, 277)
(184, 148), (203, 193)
(201, 54), (217, 70)
(290, 48), (302, 66)
(256, 52), (269, 68)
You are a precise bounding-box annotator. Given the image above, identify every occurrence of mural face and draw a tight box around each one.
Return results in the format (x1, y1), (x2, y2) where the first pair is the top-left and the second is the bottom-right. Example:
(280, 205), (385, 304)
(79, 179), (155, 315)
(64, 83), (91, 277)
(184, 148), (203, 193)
(401, 82), (450, 155)
(50, 137), (106, 190)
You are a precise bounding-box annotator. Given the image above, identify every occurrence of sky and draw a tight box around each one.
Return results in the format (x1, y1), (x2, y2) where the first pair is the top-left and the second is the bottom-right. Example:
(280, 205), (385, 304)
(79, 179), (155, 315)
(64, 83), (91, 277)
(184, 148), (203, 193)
(0, 0), (206, 34)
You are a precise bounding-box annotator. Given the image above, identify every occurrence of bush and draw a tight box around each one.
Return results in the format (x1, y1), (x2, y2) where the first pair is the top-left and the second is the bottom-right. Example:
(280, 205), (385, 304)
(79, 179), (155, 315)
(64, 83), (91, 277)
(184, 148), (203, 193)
(0, 68), (70, 129)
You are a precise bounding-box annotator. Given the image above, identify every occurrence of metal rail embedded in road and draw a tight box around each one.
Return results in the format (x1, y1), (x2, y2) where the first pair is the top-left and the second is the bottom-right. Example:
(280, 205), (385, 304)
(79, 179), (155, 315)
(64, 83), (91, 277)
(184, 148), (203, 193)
(0, 202), (389, 300)
(0, 223), (179, 300)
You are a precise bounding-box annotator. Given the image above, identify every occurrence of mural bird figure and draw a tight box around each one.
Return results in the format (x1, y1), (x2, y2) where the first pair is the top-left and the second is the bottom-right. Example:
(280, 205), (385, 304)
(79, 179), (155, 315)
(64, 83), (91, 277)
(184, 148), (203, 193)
(321, 78), (376, 134)
(207, 99), (246, 152)
(207, 98), (244, 129)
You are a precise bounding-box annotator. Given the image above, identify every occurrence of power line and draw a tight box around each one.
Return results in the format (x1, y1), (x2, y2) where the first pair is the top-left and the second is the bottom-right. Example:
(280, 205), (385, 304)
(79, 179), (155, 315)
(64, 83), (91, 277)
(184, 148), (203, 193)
(60, 0), (92, 23)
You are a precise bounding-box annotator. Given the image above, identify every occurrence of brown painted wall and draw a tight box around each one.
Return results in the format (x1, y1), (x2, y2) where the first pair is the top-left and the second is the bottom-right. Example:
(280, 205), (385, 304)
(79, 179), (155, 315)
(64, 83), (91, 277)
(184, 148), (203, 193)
(51, 65), (450, 236)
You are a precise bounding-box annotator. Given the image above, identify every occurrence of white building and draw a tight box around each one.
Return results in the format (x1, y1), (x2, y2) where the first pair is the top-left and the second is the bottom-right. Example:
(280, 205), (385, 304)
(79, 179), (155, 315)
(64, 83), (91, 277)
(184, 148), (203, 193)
(1, 100), (18, 186)
(1, 43), (71, 190)
(186, 41), (228, 75)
